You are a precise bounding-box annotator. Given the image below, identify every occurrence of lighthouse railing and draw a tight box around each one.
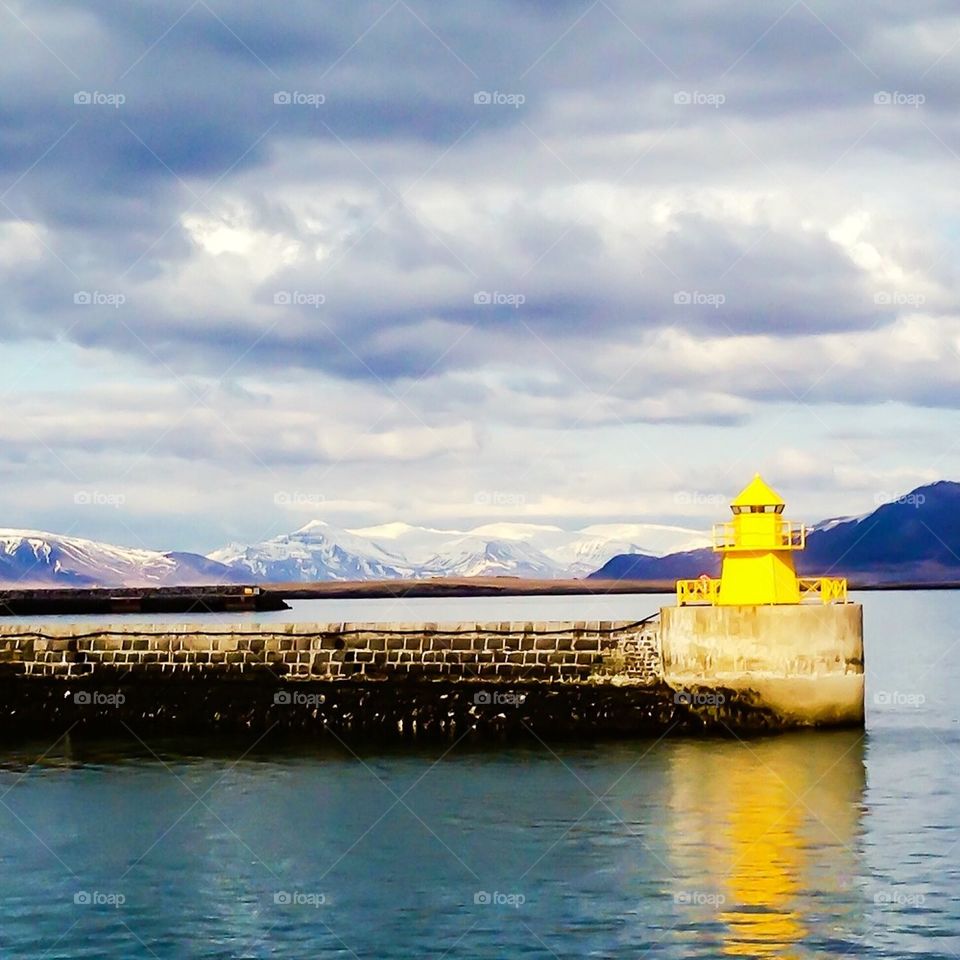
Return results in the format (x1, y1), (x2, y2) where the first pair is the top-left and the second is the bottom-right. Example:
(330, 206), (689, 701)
(676, 578), (720, 606)
(676, 575), (847, 605)
(711, 519), (806, 551)
(797, 576), (848, 603)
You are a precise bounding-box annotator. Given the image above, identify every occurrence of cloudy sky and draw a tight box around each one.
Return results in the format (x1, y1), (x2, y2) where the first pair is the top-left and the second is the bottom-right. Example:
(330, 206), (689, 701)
(1, 0), (959, 552)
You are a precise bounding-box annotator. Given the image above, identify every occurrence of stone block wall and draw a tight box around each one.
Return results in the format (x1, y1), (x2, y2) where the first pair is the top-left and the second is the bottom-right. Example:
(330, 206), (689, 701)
(0, 619), (663, 686)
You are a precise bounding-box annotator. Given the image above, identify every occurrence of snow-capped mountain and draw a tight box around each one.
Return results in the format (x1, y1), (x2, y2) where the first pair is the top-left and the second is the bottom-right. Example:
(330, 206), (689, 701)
(0, 529), (243, 588)
(421, 535), (559, 579)
(345, 522), (463, 566)
(0, 519), (709, 588)
(544, 523), (713, 576)
(808, 513), (866, 534)
(209, 520), (710, 582)
(208, 520), (415, 582)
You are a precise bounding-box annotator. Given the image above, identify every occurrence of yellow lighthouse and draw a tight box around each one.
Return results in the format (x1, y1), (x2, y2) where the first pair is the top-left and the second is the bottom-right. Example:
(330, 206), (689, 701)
(677, 475), (847, 606)
(717, 473), (802, 605)
(663, 475), (861, 727)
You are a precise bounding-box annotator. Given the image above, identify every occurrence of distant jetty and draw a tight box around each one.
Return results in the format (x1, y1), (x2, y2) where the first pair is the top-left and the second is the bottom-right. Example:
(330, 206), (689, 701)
(0, 585), (288, 617)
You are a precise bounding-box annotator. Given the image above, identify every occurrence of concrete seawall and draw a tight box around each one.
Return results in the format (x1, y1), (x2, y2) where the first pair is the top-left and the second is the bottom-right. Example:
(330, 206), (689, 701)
(660, 604), (864, 727)
(0, 611), (863, 739)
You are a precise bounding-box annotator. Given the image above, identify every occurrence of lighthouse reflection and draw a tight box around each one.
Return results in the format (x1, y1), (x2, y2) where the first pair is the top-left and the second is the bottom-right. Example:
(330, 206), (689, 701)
(668, 731), (865, 958)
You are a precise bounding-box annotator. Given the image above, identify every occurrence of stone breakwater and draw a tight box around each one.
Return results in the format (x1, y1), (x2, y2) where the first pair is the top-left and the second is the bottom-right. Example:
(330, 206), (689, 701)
(3, 620), (662, 682)
(0, 610), (861, 739)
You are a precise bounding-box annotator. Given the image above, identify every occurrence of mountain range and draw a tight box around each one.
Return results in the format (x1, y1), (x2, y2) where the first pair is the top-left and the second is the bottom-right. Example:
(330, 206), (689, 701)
(0, 481), (957, 588)
(0, 529), (245, 588)
(0, 520), (707, 588)
(208, 520), (709, 582)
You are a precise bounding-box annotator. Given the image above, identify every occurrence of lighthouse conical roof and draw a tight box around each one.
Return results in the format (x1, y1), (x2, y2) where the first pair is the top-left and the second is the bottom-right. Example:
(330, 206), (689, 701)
(730, 473), (785, 508)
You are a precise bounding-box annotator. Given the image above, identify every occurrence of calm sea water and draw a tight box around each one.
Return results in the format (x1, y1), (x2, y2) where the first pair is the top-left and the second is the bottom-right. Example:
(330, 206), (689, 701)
(21, 591), (677, 625)
(0, 591), (957, 958)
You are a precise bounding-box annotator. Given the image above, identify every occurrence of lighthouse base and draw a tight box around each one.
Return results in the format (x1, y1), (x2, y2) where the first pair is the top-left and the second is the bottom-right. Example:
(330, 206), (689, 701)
(660, 603), (864, 728)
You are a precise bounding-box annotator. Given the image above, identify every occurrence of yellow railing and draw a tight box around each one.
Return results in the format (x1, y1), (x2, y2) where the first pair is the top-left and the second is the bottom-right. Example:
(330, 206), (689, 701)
(797, 577), (848, 603)
(712, 519), (806, 552)
(677, 575), (847, 606)
(676, 578), (720, 606)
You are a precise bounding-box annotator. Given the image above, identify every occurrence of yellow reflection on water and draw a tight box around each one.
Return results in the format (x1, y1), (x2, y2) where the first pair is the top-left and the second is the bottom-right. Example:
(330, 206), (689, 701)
(669, 731), (865, 959)
(719, 772), (804, 956)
